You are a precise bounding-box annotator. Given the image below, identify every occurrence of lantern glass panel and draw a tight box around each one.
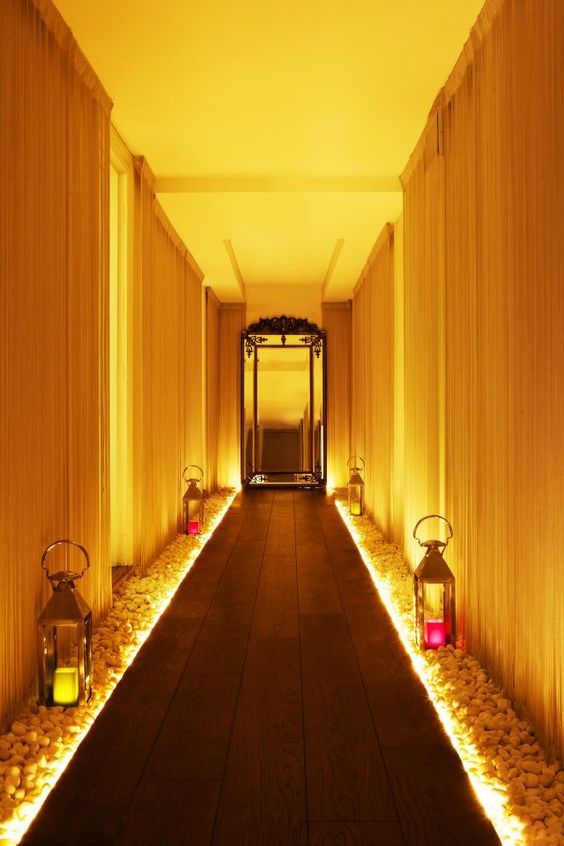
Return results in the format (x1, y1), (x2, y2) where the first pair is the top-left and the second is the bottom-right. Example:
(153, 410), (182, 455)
(188, 496), (202, 534)
(39, 617), (92, 707)
(414, 574), (456, 649)
(183, 478), (204, 535)
(349, 484), (363, 516)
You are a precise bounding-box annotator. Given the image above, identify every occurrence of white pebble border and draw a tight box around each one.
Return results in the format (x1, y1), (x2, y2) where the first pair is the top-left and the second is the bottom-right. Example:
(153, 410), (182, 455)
(334, 494), (563, 846)
(0, 488), (237, 846)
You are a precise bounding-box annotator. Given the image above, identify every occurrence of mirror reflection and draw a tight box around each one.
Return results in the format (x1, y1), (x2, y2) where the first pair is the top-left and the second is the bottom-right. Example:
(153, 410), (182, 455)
(241, 319), (326, 488)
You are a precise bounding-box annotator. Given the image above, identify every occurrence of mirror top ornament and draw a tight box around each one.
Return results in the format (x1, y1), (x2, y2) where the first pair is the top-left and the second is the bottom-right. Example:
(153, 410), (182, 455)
(243, 315), (326, 358)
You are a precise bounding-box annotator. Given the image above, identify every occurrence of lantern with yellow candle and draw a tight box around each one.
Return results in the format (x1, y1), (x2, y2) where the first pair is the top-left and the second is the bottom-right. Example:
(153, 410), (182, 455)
(38, 540), (93, 707)
(347, 456), (365, 516)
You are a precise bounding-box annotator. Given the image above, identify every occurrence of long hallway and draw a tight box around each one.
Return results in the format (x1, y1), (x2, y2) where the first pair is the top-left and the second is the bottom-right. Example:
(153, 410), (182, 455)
(23, 491), (500, 846)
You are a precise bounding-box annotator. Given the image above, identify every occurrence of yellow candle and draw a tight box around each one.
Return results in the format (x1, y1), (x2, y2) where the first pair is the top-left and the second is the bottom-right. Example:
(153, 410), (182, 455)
(53, 667), (79, 706)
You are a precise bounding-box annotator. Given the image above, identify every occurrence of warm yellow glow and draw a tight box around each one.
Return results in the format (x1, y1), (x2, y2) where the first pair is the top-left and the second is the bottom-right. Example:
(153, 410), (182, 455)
(334, 500), (527, 846)
(52, 0), (484, 300)
(1, 491), (237, 846)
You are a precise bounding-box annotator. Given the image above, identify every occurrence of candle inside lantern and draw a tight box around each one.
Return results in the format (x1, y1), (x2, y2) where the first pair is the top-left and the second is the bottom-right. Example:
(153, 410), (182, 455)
(424, 620), (446, 649)
(53, 666), (79, 706)
(350, 499), (361, 517)
(188, 520), (200, 535)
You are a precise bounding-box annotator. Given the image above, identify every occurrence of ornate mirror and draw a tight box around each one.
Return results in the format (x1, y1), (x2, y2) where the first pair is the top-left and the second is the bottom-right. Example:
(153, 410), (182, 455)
(241, 316), (327, 488)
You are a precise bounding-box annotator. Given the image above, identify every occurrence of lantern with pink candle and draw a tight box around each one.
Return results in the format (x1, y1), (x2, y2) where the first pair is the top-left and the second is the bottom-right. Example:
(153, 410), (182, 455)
(182, 465), (205, 535)
(413, 514), (456, 650)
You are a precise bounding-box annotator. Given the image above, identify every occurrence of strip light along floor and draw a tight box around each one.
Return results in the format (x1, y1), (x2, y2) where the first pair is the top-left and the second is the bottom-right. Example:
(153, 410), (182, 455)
(0, 489), (238, 846)
(335, 499), (531, 846)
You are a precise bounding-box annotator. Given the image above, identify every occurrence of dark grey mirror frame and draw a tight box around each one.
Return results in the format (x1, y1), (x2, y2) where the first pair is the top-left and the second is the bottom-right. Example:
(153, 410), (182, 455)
(241, 315), (327, 489)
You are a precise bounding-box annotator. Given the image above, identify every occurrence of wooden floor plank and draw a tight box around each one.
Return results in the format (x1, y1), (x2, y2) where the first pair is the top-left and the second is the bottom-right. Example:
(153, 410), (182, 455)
(349, 636), (451, 749)
(297, 543), (342, 615)
(143, 639), (248, 781)
(22, 705), (166, 844)
(107, 617), (202, 709)
(300, 613), (397, 823)
(115, 781), (221, 846)
(212, 637), (307, 846)
(382, 747), (501, 846)
(251, 553), (299, 639)
(309, 821), (405, 846)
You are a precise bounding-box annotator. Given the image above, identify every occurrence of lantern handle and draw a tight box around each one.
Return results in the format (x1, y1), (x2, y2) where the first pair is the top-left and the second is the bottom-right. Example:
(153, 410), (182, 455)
(347, 455), (365, 472)
(41, 539), (90, 581)
(413, 514), (453, 548)
(183, 464), (204, 484)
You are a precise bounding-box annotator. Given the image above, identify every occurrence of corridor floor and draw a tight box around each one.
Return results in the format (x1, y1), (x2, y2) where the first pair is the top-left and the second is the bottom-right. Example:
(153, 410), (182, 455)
(23, 491), (500, 846)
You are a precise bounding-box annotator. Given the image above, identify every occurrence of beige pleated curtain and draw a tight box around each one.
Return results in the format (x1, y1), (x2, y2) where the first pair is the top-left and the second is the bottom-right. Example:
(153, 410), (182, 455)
(206, 293), (245, 489)
(322, 303), (351, 489)
(0, 0), (206, 730)
(0, 0), (111, 725)
(352, 0), (564, 758)
(351, 226), (396, 537)
(131, 158), (204, 569)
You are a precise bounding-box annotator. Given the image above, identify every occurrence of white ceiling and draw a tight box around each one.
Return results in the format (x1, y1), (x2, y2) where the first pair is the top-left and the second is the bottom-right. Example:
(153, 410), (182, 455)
(54, 0), (484, 302)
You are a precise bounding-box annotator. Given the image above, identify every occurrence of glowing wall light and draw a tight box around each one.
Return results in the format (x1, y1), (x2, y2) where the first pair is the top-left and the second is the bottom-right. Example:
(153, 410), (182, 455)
(347, 455), (365, 516)
(413, 514), (456, 650)
(38, 540), (93, 708)
(182, 465), (205, 534)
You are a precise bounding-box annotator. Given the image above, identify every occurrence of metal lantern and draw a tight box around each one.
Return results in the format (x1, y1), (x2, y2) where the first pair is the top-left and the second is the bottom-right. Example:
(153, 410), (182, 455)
(38, 540), (93, 707)
(182, 465), (205, 535)
(413, 514), (456, 650)
(347, 456), (365, 516)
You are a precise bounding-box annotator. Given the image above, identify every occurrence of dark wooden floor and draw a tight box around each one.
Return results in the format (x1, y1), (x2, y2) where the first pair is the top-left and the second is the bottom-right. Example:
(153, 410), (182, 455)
(23, 491), (500, 846)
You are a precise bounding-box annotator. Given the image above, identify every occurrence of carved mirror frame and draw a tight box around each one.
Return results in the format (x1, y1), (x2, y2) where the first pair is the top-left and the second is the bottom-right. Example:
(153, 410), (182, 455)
(241, 316), (327, 488)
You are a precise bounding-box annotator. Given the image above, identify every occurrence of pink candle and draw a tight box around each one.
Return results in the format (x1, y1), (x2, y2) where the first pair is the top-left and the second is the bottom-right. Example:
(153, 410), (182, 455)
(424, 620), (446, 649)
(188, 520), (200, 535)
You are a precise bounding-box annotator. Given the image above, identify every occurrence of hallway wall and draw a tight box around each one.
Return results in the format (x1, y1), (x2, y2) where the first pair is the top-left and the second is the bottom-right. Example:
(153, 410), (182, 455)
(322, 302), (351, 489)
(0, 0), (112, 727)
(0, 0), (206, 729)
(132, 158), (204, 570)
(206, 293), (245, 489)
(351, 225), (397, 539)
(217, 304), (246, 488)
(353, 0), (564, 758)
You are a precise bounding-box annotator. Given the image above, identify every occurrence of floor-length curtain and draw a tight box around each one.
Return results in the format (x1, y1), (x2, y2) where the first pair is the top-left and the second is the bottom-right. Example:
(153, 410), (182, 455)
(399, 0), (564, 758)
(0, 0), (111, 726)
(322, 302), (351, 489)
(401, 116), (446, 564)
(185, 256), (205, 483)
(351, 225), (395, 534)
(132, 158), (204, 570)
(205, 289), (220, 490)
(218, 304), (246, 488)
